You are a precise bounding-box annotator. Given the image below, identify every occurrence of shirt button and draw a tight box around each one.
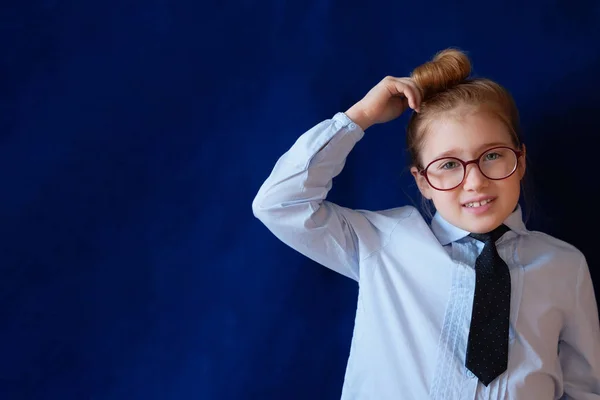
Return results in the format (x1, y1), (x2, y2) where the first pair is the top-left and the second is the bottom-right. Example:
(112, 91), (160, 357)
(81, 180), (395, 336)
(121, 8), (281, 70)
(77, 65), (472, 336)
(348, 123), (356, 129)
(467, 370), (476, 379)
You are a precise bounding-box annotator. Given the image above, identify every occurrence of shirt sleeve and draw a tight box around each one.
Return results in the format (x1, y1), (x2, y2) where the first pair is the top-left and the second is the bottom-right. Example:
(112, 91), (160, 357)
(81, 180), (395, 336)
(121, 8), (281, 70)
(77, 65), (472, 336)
(251, 112), (378, 281)
(559, 255), (600, 398)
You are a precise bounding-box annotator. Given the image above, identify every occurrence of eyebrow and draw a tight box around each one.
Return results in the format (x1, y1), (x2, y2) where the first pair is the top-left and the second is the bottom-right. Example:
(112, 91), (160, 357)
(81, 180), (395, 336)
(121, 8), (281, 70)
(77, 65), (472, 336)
(433, 142), (513, 159)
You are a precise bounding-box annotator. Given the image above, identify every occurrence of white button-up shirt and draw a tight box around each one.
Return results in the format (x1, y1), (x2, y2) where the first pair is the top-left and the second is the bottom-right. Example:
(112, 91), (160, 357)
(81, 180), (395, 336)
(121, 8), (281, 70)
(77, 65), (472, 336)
(252, 112), (600, 399)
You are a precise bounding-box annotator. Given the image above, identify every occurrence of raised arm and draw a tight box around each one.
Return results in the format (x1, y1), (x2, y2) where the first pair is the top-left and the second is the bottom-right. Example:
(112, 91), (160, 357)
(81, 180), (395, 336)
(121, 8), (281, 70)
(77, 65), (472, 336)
(252, 77), (422, 280)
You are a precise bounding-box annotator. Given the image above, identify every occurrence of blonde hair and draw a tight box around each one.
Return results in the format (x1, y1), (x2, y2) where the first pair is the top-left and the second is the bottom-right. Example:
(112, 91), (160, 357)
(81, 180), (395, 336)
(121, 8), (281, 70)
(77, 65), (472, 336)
(407, 48), (522, 168)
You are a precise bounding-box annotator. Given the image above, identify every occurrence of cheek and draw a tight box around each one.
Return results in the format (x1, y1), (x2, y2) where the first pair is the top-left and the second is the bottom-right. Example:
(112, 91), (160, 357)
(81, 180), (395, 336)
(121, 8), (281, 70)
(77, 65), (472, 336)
(430, 191), (460, 209)
(501, 176), (522, 195)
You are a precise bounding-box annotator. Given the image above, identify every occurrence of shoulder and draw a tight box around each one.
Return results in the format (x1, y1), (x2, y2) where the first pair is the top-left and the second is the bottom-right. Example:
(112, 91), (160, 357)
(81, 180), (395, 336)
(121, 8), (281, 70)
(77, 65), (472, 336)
(353, 205), (433, 246)
(356, 205), (424, 230)
(348, 205), (433, 259)
(519, 229), (586, 267)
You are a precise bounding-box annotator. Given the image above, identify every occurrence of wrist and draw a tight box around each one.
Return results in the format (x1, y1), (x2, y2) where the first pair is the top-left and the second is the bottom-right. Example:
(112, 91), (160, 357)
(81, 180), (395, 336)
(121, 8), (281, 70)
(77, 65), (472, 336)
(345, 106), (372, 131)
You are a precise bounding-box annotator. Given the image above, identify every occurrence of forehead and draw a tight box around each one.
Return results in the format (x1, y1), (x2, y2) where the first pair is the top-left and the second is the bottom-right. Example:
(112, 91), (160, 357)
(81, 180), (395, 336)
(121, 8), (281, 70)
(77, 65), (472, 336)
(421, 111), (514, 161)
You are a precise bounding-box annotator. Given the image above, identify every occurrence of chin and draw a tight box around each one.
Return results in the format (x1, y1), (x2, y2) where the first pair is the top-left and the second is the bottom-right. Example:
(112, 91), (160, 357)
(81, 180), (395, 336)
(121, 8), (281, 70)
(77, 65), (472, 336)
(461, 214), (503, 234)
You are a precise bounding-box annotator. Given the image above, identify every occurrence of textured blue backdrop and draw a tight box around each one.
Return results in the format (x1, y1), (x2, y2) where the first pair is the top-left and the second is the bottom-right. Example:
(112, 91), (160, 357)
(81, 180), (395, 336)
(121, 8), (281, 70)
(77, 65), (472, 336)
(2, 0), (600, 399)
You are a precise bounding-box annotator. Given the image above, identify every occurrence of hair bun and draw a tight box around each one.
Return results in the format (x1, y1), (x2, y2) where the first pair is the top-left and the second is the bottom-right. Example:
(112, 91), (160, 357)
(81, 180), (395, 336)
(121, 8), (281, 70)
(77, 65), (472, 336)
(411, 48), (471, 100)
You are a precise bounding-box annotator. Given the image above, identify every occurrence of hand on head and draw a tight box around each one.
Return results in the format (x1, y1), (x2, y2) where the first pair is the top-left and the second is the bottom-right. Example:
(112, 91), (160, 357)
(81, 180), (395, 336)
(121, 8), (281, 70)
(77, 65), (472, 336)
(345, 76), (423, 131)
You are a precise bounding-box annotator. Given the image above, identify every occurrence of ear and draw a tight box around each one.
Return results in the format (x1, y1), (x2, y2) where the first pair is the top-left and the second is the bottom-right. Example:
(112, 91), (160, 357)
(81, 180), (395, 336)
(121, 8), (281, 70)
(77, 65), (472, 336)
(410, 166), (433, 200)
(518, 143), (527, 179)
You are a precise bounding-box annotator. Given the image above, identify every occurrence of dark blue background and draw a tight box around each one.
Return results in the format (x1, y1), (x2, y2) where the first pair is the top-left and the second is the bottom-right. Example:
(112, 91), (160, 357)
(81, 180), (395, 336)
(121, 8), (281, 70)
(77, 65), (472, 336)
(2, 1), (600, 399)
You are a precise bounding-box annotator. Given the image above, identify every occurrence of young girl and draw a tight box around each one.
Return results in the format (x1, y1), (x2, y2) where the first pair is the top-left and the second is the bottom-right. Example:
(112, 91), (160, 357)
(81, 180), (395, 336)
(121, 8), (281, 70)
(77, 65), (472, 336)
(252, 49), (600, 399)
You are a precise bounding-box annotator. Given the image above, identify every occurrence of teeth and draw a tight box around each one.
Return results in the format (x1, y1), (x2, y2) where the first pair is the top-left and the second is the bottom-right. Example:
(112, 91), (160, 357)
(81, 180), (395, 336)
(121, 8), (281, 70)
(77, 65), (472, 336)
(465, 199), (492, 208)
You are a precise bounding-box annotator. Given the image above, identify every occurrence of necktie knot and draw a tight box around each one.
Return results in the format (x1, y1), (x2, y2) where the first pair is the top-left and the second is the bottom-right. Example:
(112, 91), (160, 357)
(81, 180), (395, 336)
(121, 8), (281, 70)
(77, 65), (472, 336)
(469, 224), (510, 243)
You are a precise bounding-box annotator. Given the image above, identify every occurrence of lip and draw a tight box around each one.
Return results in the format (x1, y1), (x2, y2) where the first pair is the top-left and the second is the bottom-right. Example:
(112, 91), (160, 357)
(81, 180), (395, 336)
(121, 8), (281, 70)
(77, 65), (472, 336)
(462, 196), (496, 215)
(461, 196), (496, 206)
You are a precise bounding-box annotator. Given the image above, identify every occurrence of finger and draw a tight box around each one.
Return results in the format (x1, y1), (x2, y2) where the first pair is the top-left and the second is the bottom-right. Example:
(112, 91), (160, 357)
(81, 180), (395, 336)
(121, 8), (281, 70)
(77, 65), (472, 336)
(399, 83), (419, 111)
(400, 96), (409, 111)
(404, 80), (423, 111)
(384, 77), (420, 112)
(398, 78), (422, 112)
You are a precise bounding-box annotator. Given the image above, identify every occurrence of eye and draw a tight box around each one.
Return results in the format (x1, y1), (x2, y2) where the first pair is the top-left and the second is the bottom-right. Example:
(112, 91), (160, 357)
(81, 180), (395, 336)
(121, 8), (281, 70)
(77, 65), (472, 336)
(440, 160), (460, 170)
(484, 152), (501, 161)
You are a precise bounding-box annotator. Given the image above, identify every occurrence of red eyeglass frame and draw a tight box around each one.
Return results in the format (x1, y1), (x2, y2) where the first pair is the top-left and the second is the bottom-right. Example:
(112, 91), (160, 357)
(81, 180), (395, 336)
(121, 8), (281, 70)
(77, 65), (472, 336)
(418, 146), (525, 191)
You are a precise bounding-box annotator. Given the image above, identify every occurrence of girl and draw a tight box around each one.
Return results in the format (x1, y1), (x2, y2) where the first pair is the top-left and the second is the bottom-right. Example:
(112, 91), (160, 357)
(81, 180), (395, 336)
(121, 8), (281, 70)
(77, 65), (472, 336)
(252, 49), (600, 399)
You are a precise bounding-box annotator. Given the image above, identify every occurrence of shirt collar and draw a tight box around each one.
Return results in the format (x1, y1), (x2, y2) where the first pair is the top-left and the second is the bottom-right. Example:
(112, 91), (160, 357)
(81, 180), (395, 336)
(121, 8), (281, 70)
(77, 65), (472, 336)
(431, 204), (528, 246)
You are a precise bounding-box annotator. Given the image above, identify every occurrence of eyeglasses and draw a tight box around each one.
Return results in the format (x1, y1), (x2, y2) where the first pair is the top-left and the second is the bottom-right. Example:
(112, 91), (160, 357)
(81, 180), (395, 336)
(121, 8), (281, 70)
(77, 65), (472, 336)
(418, 146), (524, 191)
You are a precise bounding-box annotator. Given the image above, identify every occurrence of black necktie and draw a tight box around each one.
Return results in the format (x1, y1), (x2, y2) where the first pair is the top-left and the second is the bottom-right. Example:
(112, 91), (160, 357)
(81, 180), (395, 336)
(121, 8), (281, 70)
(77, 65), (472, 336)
(466, 224), (511, 386)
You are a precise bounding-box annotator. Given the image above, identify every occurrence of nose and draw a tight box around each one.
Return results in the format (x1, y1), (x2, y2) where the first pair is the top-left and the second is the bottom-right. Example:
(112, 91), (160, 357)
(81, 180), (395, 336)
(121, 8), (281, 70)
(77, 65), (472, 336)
(462, 163), (489, 191)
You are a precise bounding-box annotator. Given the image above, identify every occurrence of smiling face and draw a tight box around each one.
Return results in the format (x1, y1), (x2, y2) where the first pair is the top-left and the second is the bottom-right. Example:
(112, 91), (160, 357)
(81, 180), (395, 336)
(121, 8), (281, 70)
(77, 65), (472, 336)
(410, 108), (526, 234)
